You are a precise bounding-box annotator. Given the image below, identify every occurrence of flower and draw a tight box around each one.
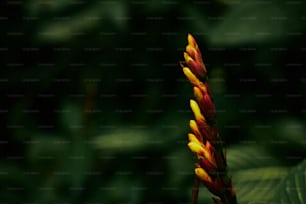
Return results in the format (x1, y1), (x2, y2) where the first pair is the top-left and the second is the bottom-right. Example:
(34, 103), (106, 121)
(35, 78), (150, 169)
(180, 34), (237, 204)
(184, 34), (207, 78)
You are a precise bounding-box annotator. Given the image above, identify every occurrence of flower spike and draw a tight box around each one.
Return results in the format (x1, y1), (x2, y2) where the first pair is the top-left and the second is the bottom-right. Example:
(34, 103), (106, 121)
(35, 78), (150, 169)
(180, 34), (237, 204)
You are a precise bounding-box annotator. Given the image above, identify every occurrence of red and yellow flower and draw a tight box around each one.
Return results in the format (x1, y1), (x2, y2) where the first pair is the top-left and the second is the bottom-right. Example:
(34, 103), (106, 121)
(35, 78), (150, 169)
(181, 34), (237, 204)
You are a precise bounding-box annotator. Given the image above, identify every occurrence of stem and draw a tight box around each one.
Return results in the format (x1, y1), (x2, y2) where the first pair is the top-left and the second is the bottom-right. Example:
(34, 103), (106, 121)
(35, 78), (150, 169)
(192, 176), (199, 204)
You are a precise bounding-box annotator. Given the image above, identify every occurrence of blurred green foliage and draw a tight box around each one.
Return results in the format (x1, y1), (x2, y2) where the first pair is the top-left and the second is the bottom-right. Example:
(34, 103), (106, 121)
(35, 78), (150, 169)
(1, 0), (306, 203)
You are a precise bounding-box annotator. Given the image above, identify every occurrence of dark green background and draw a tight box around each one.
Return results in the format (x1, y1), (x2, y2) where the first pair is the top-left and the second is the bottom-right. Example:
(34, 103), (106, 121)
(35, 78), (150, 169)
(1, 1), (306, 203)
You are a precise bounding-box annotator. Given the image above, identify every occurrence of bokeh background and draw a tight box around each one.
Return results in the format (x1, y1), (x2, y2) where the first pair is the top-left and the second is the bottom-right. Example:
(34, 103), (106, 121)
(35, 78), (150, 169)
(1, 0), (306, 203)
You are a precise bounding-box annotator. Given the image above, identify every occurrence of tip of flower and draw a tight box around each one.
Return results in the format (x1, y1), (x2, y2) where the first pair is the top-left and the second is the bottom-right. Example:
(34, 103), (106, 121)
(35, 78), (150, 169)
(185, 34), (207, 79)
(188, 33), (198, 49)
(186, 44), (197, 59)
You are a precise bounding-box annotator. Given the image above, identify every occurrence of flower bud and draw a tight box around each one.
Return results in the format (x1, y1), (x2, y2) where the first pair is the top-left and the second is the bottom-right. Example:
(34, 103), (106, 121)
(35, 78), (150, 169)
(189, 120), (203, 142)
(195, 167), (212, 183)
(183, 67), (201, 87)
(190, 99), (206, 123)
(187, 33), (198, 49)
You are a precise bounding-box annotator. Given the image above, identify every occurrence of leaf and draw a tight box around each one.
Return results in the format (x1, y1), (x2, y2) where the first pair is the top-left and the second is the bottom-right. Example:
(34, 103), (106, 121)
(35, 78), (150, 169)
(30, 136), (93, 203)
(250, 118), (306, 163)
(228, 145), (289, 203)
(227, 144), (285, 171)
(26, 0), (73, 14)
(60, 139), (93, 187)
(27, 133), (67, 163)
(234, 167), (288, 204)
(0, 163), (36, 203)
(35, 1), (127, 42)
(92, 128), (148, 152)
(59, 102), (82, 135)
(207, 1), (306, 45)
(197, 145), (289, 204)
(277, 159), (306, 204)
(97, 177), (142, 204)
(273, 119), (306, 154)
(93, 114), (189, 153)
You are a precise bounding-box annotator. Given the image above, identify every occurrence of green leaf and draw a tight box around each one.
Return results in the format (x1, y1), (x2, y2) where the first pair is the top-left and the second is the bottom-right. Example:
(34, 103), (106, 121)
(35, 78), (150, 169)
(207, 1), (306, 45)
(26, 0), (73, 14)
(98, 177), (142, 204)
(35, 1), (127, 42)
(249, 118), (306, 164)
(228, 145), (289, 203)
(60, 139), (93, 187)
(227, 144), (285, 171)
(59, 102), (82, 135)
(30, 137), (93, 203)
(199, 144), (288, 204)
(197, 145), (289, 203)
(273, 119), (306, 154)
(93, 114), (189, 153)
(277, 159), (306, 204)
(0, 163), (36, 203)
(93, 128), (148, 152)
(27, 133), (67, 163)
(234, 167), (288, 204)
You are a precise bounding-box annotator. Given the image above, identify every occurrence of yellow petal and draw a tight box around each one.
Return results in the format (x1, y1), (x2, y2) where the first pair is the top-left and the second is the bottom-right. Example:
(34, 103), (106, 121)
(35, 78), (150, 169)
(189, 120), (198, 132)
(182, 67), (201, 87)
(188, 141), (204, 154)
(193, 86), (203, 102)
(186, 44), (197, 59)
(190, 99), (205, 122)
(188, 141), (211, 160)
(188, 33), (198, 49)
(184, 52), (193, 63)
(195, 167), (212, 183)
(195, 84), (208, 96)
(189, 119), (202, 139)
(188, 133), (201, 144)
